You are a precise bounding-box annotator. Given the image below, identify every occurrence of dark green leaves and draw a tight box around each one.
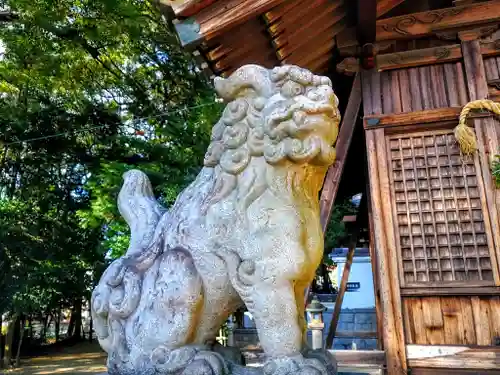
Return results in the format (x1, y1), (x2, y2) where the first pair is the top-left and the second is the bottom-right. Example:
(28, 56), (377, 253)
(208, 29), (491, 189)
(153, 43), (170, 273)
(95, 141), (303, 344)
(0, 0), (222, 317)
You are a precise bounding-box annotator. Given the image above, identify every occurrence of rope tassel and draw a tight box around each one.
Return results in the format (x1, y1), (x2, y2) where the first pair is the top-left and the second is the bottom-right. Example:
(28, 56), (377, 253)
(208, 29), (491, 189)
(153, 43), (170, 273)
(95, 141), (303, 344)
(454, 99), (500, 155)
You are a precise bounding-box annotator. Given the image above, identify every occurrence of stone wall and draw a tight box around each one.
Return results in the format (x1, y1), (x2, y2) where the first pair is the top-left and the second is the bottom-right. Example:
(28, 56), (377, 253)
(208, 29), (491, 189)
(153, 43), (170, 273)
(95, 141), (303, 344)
(234, 308), (378, 351)
(233, 328), (260, 350)
(323, 307), (378, 350)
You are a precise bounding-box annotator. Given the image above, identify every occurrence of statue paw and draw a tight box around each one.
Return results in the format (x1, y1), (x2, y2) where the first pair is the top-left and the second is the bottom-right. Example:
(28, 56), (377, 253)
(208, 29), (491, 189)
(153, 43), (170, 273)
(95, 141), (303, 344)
(263, 352), (337, 375)
(301, 349), (337, 375)
(151, 345), (228, 375)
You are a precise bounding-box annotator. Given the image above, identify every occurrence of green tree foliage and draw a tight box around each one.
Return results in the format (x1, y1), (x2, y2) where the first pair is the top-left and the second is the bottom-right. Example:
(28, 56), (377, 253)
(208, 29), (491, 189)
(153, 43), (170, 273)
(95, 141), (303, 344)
(323, 198), (358, 253)
(0, 0), (222, 343)
(493, 153), (500, 188)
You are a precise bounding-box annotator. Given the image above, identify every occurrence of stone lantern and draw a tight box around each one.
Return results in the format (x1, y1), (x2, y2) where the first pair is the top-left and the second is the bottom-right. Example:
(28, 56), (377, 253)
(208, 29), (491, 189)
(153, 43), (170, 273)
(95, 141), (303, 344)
(306, 295), (327, 350)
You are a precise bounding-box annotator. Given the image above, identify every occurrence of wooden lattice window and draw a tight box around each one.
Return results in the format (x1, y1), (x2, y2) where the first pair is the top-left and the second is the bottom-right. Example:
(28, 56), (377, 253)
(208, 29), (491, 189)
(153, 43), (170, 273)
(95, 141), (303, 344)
(388, 130), (494, 285)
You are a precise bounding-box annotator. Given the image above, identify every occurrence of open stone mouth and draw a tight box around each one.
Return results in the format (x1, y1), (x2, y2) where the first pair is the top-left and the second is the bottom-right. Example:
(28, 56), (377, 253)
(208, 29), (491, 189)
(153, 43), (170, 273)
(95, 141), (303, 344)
(292, 102), (338, 120)
(269, 102), (338, 126)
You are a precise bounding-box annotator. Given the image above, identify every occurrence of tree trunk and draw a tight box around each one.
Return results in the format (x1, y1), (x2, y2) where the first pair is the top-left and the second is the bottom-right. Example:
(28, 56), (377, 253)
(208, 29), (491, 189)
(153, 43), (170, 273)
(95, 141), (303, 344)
(66, 309), (75, 338)
(46, 315), (52, 341)
(55, 309), (60, 342)
(28, 316), (33, 341)
(15, 317), (25, 367)
(73, 299), (82, 340)
(4, 315), (17, 368)
(40, 315), (48, 342)
(0, 314), (4, 369)
(88, 305), (93, 343)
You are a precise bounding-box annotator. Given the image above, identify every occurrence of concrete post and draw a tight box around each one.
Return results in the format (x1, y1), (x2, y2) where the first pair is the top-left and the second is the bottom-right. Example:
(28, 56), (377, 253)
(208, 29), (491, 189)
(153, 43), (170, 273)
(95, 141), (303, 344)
(227, 316), (235, 347)
(308, 321), (325, 350)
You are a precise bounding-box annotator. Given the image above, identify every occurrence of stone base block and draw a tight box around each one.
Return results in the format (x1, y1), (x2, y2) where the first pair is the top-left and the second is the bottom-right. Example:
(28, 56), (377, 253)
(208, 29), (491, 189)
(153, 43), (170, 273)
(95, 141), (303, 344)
(98, 348), (337, 375)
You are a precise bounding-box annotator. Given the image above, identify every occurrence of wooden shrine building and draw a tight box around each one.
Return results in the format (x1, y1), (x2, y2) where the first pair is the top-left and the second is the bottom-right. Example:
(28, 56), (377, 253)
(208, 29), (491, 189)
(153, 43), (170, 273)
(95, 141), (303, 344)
(160, 0), (500, 374)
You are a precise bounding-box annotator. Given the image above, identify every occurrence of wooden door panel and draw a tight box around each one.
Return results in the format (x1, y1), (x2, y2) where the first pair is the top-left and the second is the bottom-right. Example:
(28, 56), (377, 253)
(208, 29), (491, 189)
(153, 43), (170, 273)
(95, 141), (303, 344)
(385, 128), (499, 287)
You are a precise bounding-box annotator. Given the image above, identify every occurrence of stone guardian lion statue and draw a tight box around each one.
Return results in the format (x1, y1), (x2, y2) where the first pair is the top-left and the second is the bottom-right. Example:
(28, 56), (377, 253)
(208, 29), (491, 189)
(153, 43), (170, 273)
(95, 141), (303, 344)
(91, 64), (340, 375)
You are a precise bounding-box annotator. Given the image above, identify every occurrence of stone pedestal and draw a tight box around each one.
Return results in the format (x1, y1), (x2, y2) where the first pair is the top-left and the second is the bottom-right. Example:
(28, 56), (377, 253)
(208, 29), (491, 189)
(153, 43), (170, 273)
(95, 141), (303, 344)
(98, 348), (337, 375)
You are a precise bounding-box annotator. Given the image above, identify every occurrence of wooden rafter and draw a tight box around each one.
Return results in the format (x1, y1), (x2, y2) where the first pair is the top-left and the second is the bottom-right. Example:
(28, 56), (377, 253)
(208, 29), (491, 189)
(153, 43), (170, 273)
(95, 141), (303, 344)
(266, 0), (343, 38)
(275, 19), (347, 60)
(161, 0), (218, 18)
(338, 1), (500, 50)
(172, 0), (288, 47)
(376, 0), (405, 18)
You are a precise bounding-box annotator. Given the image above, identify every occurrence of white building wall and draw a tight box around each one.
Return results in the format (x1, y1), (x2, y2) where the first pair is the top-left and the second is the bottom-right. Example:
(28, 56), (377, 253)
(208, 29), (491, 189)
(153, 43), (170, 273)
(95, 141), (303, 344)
(331, 256), (375, 309)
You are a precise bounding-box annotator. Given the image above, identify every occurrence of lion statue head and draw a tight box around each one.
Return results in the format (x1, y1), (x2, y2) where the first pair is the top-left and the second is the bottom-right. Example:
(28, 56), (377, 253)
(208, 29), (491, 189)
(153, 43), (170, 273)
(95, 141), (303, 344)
(204, 64), (340, 173)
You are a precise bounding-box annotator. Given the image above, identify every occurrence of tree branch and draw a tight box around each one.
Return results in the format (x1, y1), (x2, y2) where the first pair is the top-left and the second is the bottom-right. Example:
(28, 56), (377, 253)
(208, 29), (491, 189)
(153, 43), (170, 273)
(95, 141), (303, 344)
(0, 11), (18, 22)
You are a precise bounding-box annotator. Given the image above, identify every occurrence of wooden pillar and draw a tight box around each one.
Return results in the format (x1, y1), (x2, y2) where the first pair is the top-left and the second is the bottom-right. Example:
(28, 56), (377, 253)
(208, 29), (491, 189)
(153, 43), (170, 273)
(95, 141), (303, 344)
(365, 124), (407, 374)
(460, 31), (500, 281)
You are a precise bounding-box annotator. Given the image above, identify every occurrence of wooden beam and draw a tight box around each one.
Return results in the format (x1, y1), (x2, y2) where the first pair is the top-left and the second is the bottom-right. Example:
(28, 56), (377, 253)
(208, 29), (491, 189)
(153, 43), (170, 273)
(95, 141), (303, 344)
(357, 0), (377, 47)
(378, 1), (500, 41)
(376, 44), (462, 71)
(401, 286), (500, 296)
(328, 349), (385, 367)
(364, 107), (462, 127)
(319, 74), (362, 230)
(338, 1), (500, 49)
(407, 345), (500, 370)
(173, 0), (287, 47)
(411, 369), (500, 375)
(363, 106), (495, 129)
(325, 209), (365, 348)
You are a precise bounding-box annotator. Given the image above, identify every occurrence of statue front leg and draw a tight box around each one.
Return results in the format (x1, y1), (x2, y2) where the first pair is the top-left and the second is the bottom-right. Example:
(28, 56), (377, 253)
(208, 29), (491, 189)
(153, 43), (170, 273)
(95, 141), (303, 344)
(231, 247), (334, 375)
(295, 280), (311, 348)
(250, 279), (302, 357)
(246, 279), (333, 375)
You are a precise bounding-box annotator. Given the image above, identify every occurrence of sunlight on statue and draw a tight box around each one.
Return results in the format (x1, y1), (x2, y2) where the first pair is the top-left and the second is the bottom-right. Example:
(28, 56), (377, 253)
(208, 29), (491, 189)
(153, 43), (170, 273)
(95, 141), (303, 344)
(91, 64), (341, 375)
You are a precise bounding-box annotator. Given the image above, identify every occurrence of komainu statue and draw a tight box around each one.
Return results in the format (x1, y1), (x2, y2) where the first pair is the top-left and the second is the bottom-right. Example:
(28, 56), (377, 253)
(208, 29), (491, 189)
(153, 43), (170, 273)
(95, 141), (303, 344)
(92, 64), (340, 375)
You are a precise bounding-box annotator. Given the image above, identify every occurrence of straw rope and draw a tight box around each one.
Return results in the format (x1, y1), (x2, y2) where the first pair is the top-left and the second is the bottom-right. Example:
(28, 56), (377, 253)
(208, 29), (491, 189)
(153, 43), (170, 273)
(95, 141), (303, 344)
(454, 99), (500, 155)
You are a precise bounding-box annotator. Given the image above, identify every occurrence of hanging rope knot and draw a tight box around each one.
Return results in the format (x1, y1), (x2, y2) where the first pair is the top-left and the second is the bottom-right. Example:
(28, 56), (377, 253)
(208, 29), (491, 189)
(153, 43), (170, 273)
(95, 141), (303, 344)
(454, 99), (500, 155)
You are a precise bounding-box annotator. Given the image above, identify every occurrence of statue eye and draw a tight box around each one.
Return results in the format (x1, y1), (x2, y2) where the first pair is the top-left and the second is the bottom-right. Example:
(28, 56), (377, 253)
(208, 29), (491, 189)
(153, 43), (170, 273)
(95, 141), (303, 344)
(281, 81), (305, 98)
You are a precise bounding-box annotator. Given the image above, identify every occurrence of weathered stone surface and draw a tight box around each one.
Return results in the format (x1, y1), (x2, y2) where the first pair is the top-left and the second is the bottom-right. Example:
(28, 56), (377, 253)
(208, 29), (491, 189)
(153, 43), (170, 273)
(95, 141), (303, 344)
(98, 349), (337, 375)
(91, 64), (340, 375)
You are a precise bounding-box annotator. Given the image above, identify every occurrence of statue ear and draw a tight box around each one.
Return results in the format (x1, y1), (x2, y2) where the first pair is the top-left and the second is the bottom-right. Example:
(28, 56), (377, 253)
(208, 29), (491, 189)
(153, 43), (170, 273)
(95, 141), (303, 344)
(214, 64), (273, 101)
